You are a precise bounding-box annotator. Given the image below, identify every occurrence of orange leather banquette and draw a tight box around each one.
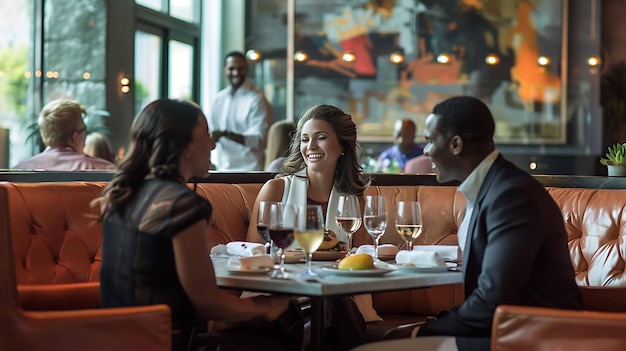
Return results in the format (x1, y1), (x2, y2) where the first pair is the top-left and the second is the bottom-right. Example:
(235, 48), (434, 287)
(0, 185), (172, 351)
(1, 174), (465, 342)
(3, 173), (626, 339)
(491, 304), (626, 351)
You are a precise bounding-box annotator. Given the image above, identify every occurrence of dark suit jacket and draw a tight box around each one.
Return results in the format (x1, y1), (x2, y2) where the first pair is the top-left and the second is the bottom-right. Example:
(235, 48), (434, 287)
(418, 155), (582, 342)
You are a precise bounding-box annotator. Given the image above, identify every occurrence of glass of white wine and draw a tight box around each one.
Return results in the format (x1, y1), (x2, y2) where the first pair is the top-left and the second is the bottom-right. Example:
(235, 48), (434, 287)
(363, 195), (387, 260)
(335, 195), (361, 251)
(396, 201), (423, 251)
(294, 205), (325, 277)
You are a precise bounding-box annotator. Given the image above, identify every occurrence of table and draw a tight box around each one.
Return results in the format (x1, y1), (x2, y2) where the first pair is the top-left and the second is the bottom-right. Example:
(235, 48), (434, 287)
(212, 257), (463, 351)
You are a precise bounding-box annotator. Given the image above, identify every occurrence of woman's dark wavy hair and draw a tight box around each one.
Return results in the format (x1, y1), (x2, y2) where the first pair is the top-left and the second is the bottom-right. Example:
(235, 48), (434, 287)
(281, 104), (370, 195)
(98, 99), (201, 215)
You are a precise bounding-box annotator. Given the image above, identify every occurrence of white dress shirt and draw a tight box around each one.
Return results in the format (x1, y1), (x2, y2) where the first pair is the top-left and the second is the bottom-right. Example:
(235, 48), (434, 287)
(456, 150), (499, 252)
(209, 80), (270, 171)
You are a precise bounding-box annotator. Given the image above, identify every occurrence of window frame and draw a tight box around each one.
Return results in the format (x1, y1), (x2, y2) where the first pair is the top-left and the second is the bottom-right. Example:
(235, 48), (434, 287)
(135, 4), (201, 103)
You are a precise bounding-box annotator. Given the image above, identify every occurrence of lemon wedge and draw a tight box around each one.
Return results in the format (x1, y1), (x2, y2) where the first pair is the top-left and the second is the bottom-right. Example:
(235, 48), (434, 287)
(338, 253), (375, 270)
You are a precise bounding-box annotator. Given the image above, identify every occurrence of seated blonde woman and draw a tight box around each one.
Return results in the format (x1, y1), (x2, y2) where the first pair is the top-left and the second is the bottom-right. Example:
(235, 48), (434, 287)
(85, 132), (116, 164)
(265, 120), (296, 172)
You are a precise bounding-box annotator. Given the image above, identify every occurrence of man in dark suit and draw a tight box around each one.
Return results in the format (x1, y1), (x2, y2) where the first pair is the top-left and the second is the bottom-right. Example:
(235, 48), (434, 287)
(418, 95), (583, 348)
(353, 96), (582, 351)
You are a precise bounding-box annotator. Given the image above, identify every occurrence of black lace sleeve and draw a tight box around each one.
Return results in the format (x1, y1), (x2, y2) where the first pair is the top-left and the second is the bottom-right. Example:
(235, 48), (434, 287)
(138, 183), (213, 238)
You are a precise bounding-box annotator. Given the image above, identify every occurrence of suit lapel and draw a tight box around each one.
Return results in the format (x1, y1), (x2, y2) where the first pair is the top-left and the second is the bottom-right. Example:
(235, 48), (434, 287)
(460, 155), (505, 277)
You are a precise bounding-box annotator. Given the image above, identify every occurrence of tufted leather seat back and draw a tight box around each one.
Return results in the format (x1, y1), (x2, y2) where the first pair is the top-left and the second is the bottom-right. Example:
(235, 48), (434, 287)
(3, 181), (465, 285)
(547, 187), (626, 287)
(3, 182), (266, 285)
(195, 183), (263, 247)
(356, 185), (464, 247)
(0, 185), (172, 351)
(6, 180), (626, 291)
(6, 182), (107, 285)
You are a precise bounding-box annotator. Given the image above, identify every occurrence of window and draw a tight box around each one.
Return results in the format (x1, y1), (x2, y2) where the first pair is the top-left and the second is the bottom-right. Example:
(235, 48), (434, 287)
(135, 0), (199, 23)
(136, 0), (162, 12)
(0, 0), (30, 167)
(168, 40), (194, 101)
(135, 1), (201, 111)
(134, 30), (162, 114)
(170, 0), (195, 23)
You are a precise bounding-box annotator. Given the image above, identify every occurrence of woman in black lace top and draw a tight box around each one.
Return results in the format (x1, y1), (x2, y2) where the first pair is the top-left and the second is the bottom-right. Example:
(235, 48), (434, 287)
(94, 99), (295, 350)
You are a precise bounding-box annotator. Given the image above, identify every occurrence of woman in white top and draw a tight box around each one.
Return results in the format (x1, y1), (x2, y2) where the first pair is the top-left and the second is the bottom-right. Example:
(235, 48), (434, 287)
(247, 104), (372, 350)
(248, 104), (370, 244)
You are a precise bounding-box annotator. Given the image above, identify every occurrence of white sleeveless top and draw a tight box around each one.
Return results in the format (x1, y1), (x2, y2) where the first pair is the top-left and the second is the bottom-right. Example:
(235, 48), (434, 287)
(278, 169), (348, 244)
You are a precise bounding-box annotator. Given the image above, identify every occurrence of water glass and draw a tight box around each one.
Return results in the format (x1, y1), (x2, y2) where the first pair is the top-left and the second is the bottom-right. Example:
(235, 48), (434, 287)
(363, 195), (387, 260)
(335, 195), (361, 250)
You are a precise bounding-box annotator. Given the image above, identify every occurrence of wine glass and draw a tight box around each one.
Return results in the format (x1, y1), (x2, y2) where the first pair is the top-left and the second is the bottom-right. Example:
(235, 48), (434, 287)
(294, 205), (325, 277)
(268, 202), (296, 279)
(363, 195), (387, 261)
(257, 201), (279, 254)
(396, 201), (423, 251)
(335, 195), (361, 251)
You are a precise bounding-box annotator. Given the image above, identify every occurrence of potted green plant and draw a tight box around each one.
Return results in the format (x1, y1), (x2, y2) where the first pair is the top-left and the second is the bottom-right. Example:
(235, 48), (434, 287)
(600, 142), (626, 176)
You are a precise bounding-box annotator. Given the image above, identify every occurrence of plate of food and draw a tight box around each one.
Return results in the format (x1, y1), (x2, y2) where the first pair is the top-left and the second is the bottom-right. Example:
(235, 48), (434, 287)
(225, 267), (272, 276)
(321, 266), (394, 277)
(312, 250), (348, 261)
(311, 230), (348, 261)
(395, 265), (450, 273)
(377, 255), (397, 262)
(321, 253), (394, 276)
(284, 250), (306, 263)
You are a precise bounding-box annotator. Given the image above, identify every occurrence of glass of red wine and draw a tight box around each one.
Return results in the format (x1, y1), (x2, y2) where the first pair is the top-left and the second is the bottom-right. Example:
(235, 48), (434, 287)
(268, 202), (296, 279)
(257, 201), (279, 254)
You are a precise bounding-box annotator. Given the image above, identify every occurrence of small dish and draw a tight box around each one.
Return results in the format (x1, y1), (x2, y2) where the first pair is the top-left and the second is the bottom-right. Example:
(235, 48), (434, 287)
(225, 267), (272, 276)
(284, 252), (305, 264)
(321, 266), (394, 277)
(376, 255), (396, 262)
(395, 265), (450, 273)
(312, 250), (349, 261)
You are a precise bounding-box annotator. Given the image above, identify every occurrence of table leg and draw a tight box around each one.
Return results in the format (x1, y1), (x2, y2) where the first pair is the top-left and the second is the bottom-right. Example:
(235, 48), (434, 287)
(310, 297), (325, 351)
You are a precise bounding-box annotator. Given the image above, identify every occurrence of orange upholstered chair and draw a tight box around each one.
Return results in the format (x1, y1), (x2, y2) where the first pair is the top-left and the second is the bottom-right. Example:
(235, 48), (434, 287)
(491, 304), (626, 351)
(0, 187), (172, 351)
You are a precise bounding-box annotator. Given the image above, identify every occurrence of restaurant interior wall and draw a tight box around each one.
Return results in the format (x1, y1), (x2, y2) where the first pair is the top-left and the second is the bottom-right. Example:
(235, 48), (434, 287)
(240, 0), (606, 176)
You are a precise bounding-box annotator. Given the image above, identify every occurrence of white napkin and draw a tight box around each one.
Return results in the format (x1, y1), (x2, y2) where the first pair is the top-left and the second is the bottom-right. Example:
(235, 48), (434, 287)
(227, 255), (274, 270)
(412, 245), (460, 261)
(226, 241), (267, 256)
(356, 244), (399, 257)
(210, 244), (228, 256)
(395, 250), (446, 267)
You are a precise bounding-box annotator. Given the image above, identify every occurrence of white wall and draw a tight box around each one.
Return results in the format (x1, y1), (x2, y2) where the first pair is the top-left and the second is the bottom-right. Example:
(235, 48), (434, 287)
(201, 0), (246, 113)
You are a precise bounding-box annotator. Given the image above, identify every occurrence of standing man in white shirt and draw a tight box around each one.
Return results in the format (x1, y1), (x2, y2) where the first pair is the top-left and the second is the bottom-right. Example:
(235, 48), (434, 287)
(209, 51), (271, 171)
